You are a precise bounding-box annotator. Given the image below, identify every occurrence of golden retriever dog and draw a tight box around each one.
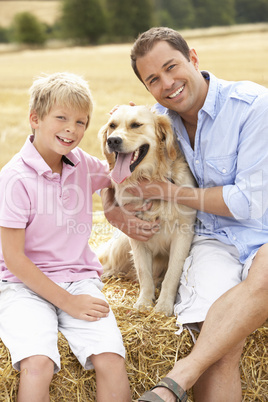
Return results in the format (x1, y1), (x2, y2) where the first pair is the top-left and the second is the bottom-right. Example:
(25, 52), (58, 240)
(98, 105), (196, 316)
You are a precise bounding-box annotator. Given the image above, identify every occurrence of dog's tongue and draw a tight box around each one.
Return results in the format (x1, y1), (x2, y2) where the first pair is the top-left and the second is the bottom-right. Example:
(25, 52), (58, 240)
(111, 152), (133, 183)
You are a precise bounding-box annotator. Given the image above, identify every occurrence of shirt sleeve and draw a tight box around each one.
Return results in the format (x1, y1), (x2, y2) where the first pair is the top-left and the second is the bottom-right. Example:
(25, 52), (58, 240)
(0, 169), (30, 228)
(222, 94), (268, 221)
(87, 155), (111, 193)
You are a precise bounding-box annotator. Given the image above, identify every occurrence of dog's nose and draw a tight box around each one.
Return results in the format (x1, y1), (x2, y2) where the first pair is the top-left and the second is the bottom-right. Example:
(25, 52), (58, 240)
(107, 136), (123, 151)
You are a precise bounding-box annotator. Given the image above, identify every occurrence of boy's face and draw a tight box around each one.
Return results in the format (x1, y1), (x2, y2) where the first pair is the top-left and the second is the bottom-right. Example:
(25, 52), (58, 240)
(30, 104), (88, 161)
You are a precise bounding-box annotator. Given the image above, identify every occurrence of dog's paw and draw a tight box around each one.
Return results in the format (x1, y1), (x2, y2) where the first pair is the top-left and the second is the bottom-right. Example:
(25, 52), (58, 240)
(154, 299), (174, 316)
(134, 296), (154, 312)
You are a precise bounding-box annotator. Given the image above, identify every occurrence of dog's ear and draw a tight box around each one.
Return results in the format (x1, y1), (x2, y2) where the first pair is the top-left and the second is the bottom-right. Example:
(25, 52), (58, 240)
(155, 114), (177, 161)
(98, 123), (116, 170)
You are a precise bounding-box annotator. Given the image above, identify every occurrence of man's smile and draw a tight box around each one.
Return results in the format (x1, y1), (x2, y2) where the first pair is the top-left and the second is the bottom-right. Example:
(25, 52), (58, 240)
(167, 84), (185, 99)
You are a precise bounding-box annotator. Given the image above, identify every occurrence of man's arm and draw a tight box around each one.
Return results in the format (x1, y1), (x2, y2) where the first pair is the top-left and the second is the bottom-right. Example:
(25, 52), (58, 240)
(101, 187), (160, 241)
(126, 180), (233, 217)
(1, 227), (110, 321)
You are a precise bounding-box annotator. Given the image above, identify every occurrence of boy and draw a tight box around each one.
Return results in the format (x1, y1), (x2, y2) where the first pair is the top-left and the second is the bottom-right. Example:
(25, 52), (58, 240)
(0, 72), (131, 402)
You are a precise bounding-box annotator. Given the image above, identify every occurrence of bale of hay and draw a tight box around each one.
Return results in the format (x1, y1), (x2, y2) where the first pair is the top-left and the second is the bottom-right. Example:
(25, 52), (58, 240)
(0, 213), (267, 401)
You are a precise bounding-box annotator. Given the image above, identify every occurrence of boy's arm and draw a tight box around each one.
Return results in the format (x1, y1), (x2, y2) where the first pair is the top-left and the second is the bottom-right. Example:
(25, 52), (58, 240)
(1, 227), (110, 321)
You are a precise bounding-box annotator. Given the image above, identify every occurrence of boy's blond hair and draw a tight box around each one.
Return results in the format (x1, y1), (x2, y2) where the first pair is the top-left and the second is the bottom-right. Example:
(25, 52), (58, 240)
(29, 72), (93, 132)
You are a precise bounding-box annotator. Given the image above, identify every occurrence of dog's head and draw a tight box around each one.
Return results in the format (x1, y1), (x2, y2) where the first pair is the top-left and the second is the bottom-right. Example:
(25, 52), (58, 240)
(98, 105), (178, 184)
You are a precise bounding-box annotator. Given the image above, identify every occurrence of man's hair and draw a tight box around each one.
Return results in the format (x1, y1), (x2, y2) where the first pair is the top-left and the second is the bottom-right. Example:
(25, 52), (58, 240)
(29, 72), (93, 130)
(130, 27), (190, 84)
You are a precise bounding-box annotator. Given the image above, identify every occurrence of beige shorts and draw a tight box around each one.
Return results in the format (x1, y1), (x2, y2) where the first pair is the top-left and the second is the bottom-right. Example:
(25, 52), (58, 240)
(174, 235), (255, 335)
(0, 278), (125, 372)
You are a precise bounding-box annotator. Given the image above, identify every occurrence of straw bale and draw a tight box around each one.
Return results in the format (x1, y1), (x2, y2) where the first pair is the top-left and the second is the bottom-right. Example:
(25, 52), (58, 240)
(0, 213), (267, 401)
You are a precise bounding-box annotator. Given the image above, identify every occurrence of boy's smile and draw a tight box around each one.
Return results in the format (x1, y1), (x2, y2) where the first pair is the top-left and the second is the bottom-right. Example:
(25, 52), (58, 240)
(30, 104), (88, 172)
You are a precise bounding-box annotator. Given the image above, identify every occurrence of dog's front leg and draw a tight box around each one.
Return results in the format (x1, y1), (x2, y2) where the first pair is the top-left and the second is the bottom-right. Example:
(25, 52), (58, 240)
(155, 230), (193, 316)
(130, 240), (155, 311)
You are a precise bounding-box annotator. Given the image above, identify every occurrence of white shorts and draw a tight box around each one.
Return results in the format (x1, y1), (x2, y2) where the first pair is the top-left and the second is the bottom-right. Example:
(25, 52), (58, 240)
(0, 278), (125, 373)
(174, 235), (255, 335)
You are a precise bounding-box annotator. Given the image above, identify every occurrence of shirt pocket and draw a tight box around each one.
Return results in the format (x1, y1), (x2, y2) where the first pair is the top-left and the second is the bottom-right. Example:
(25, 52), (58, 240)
(205, 153), (237, 187)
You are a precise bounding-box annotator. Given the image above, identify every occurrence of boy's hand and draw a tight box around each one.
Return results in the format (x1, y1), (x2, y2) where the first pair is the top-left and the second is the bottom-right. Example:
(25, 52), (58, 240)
(67, 294), (110, 322)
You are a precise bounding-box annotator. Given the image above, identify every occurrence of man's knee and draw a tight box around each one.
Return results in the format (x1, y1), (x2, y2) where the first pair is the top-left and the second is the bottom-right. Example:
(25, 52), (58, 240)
(250, 244), (268, 290)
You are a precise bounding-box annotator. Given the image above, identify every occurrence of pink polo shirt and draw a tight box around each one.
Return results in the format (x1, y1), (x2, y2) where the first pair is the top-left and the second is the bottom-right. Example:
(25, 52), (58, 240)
(0, 136), (111, 283)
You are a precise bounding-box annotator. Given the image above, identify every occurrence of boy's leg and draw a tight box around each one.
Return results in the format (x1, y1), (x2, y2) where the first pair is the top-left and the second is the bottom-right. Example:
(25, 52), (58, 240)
(0, 284), (60, 400)
(91, 353), (131, 402)
(58, 279), (131, 401)
(18, 355), (54, 402)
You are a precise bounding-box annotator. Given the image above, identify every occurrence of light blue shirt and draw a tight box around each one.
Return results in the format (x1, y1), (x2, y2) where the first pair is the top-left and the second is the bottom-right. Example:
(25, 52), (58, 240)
(154, 72), (268, 263)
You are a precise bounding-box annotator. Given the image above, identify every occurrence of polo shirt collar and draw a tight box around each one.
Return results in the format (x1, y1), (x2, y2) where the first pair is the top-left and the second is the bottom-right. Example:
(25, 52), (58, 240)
(21, 135), (80, 175)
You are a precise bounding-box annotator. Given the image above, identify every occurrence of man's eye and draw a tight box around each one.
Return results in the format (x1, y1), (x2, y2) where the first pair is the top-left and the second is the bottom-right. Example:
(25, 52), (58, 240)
(149, 77), (158, 85)
(167, 64), (176, 71)
(131, 122), (142, 129)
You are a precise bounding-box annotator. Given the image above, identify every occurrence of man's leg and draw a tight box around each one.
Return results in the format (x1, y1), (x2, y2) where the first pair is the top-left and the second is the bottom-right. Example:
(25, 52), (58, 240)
(193, 339), (245, 402)
(147, 243), (268, 401)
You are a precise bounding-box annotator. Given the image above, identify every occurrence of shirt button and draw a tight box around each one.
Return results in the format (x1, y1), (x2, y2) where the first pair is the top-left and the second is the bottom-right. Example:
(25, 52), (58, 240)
(222, 168), (227, 174)
(195, 160), (200, 164)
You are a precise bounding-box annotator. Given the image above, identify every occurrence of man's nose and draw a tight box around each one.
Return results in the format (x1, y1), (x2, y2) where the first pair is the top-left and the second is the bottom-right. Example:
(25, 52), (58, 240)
(162, 74), (175, 89)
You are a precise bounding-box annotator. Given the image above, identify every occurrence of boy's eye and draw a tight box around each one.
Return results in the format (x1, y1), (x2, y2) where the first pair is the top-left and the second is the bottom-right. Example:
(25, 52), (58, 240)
(77, 120), (86, 125)
(57, 116), (65, 120)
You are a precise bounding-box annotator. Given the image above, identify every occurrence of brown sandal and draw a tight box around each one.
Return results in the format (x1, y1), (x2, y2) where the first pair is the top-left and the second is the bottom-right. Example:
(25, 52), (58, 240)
(138, 377), (187, 402)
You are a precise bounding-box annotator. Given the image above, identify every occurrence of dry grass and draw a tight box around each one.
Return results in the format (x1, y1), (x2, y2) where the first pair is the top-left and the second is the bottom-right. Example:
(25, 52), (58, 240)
(0, 1), (61, 27)
(0, 27), (268, 201)
(0, 213), (267, 401)
(0, 27), (268, 400)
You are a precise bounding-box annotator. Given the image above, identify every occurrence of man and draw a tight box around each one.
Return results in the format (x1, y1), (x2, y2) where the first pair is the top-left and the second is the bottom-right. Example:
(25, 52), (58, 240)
(101, 27), (268, 401)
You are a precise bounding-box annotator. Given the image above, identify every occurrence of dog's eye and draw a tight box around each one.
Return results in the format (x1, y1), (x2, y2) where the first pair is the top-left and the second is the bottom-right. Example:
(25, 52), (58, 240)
(131, 122), (143, 129)
(109, 122), (116, 129)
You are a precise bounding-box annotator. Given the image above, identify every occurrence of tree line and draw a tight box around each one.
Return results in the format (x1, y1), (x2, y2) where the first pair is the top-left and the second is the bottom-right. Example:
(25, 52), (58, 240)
(1, 0), (268, 45)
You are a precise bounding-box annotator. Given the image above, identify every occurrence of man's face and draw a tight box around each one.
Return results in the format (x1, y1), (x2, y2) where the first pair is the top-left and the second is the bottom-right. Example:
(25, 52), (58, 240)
(136, 41), (207, 120)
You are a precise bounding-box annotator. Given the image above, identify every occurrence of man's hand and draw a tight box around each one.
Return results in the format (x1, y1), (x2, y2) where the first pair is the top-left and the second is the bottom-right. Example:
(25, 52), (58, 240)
(126, 179), (172, 200)
(101, 188), (160, 241)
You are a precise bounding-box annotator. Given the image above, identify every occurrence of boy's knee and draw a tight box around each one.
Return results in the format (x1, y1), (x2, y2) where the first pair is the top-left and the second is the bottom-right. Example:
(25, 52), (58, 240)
(20, 355), (54, 379)
(92, 352), (125, 373)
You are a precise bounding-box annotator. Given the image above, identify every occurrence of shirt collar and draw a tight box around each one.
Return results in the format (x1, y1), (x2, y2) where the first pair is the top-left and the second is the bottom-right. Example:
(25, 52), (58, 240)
(200, 70), (218, 120)
(20, 135), (79, 175)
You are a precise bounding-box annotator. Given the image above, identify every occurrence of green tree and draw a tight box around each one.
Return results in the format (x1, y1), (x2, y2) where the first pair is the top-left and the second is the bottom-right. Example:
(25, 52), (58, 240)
(107, 0), (153, 41)
(156, 0), (196, 29)
(0, 26), (9, 43)
(235, 0), (268, 23)
(192, 0), (236, 27)
(11, 12), (46, 45)
(61, 0), (107, 44)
